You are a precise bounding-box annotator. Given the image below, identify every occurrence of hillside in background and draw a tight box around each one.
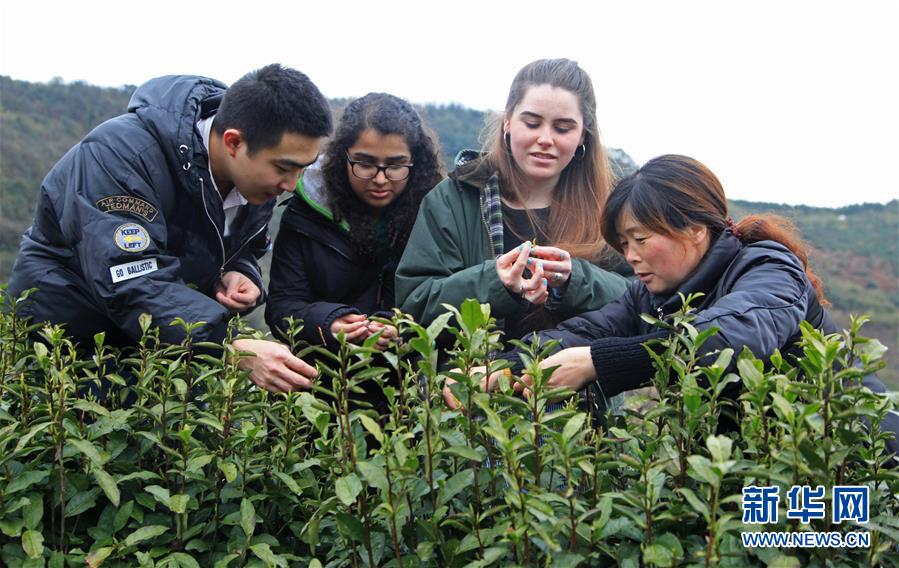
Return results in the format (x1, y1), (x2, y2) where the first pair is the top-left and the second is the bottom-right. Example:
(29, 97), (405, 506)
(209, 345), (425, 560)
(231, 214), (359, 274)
(1, 75), (896, 387)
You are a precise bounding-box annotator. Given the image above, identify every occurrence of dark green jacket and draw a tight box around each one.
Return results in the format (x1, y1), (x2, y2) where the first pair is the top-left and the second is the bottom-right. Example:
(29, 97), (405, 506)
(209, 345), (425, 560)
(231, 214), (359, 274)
(395, 155), (628, 330)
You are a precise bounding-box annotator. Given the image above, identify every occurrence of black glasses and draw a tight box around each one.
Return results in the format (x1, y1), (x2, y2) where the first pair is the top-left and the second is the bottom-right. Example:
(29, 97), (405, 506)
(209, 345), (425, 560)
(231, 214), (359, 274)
(345, 151), (414, 181)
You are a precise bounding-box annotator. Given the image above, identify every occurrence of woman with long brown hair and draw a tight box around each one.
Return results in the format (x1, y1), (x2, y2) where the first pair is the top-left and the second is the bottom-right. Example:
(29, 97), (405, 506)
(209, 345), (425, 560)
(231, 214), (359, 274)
(396, 59), (628, 342)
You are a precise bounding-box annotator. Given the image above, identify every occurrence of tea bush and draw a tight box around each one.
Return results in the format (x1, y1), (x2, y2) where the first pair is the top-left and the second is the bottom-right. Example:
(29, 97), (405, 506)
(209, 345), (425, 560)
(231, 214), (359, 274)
(1, 287), (897, 567)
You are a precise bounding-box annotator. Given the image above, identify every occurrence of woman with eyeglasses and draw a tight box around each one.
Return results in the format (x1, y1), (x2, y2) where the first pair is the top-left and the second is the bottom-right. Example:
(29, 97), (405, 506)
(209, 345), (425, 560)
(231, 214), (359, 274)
(396, 58), (628, 348)
(266, 92), (443, 352)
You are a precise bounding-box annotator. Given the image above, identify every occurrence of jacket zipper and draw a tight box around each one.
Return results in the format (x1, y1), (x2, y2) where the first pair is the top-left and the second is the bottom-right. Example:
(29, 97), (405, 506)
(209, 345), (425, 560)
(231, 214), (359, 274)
(296, 228), (353, 261)
(199, 177), (269, 277)
(199, 177), (227, 280)
(222, 223), (267, 268)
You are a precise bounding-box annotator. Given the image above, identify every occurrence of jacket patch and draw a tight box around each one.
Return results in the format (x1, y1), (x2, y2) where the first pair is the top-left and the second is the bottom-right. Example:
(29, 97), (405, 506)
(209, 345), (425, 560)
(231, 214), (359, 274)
(114, 223), (151, 252)
(97, 195), (159, 222)
(110, 258), (158, 283)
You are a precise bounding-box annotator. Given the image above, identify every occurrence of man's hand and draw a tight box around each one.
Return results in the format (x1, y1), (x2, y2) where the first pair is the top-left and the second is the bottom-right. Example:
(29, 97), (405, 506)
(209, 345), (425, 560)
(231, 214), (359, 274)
(216, 271), (261, 312)
(513, 346), (595, 396)
(232, 338), (316, 393)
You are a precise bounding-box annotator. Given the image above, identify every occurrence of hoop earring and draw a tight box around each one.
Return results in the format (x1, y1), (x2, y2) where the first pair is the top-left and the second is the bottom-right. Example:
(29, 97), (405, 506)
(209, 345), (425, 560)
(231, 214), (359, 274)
(574, 144), (586, 160)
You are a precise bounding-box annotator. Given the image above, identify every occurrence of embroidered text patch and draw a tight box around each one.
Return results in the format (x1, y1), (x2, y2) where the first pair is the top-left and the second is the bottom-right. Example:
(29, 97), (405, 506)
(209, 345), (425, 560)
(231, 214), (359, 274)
(110, 258), (158, 283)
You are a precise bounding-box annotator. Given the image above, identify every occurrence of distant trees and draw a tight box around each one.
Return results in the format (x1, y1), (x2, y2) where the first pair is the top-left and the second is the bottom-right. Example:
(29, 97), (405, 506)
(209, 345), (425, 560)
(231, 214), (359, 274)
(0, 76), (895, 388)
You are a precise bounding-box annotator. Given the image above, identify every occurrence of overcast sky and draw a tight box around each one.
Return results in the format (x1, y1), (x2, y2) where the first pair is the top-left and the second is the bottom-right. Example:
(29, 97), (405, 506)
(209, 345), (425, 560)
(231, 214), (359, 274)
(2, 0), (897, 207)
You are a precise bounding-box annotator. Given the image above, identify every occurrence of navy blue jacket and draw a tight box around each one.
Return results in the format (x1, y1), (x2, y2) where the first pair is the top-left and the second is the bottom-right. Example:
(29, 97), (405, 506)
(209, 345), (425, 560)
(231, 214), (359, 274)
(524, 231), (898, 460)
(538, 232), (828, 395)
(8, 75), (273, 345)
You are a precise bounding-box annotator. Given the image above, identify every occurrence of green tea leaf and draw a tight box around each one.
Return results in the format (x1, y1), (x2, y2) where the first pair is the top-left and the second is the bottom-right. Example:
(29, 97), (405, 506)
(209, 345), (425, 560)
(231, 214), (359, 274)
(249, 543), (287, 567)
(356, 461), (388, 493)
(65, 487), (102, 517)
(69, 437), (105, 466)
(442, 445), (482, 461)
(643, 543), (674, 567)
(5, 469), (50, 495)
(169, 552), (201, 568)
(23, 494), (43, 530)
(72, 399), (110, 417)
(117, 471), (160, 483)
(765, 555), (801, 568)
(563, 413), (587, 442)
(439, 469), (474, 506)
(706, 435), (733, 463)
(85, 546), (114, 567)
(675, 488), (709, 521)
(186, 453), (215, 473)
(92, 466), (120, 507)
(358, 414), (384, 444)
(218, 460), (238, 483)
(21, 529), (44, 559)
(0, 519), (24, 539)
(194, 416), (224, 432)
(335, 512), (366, 541)
(335, 473), (363, 506)
(169, 494), (189, 514)
(144, 485), (171, 508)
(272, 471), (303, 496)
(113, 500), (134, 533)
(124, 524), (168, 547)
(213, 553), (239, 568)
(687, 456), (719, 487)
(240, 498), (256, 539)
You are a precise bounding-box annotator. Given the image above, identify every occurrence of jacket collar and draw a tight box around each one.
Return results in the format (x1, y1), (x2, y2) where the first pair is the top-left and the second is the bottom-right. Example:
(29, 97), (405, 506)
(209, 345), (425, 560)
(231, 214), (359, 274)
(652, 230), (743, 315)
(291, 165), (350, 232)
(450, 150), (494, 190)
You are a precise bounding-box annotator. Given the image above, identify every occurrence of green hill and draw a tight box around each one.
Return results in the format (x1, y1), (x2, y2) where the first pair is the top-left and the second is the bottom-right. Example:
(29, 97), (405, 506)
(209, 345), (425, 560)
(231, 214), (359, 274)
(1, 75), (896, 387)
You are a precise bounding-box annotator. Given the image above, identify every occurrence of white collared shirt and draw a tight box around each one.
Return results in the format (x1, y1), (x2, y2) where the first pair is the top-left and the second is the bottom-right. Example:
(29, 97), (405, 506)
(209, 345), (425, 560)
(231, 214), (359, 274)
(197, 116), (248, 237)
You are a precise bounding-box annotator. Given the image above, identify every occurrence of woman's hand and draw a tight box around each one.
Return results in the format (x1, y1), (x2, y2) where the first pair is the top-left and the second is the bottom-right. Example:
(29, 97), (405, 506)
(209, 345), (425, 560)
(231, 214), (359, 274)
(367, 321), (398, 351)
(496, 241), (549, 305)
(513, 346), (595, 396)
(442, 366), (507, 410)
(330, 313), (370, 343)
(529, 245), (572, 288)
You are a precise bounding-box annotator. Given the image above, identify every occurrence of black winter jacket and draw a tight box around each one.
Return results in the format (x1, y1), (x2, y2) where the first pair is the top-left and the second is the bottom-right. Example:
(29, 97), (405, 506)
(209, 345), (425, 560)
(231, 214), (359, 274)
(524, 231), (899, 460)
(8, 76), (273, 345)
(535, 232), (831, 395)
(265, 179), (396, 349)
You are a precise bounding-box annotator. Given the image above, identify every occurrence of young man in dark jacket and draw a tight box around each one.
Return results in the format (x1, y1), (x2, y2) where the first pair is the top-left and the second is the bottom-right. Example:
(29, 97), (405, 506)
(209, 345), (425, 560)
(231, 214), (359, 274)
(7, 64), (332, 393)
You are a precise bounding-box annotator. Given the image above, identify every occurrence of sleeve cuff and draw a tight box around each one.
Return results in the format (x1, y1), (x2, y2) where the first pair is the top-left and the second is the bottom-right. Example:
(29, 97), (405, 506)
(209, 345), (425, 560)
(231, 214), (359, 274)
(589, 330), (666, 397)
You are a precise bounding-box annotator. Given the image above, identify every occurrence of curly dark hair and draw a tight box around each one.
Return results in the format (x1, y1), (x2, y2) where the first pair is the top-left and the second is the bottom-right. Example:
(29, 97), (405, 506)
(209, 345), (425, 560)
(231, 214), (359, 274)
(320, 93), (444, 262)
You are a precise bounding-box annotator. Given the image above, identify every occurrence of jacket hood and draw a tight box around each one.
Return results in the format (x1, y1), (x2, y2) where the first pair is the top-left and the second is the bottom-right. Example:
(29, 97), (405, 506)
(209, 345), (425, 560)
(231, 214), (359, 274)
(651, 231), (801, 315)
(450, 150), (494, 191)
(291, 163), (350, 232)
(128, 75), (227, 175)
